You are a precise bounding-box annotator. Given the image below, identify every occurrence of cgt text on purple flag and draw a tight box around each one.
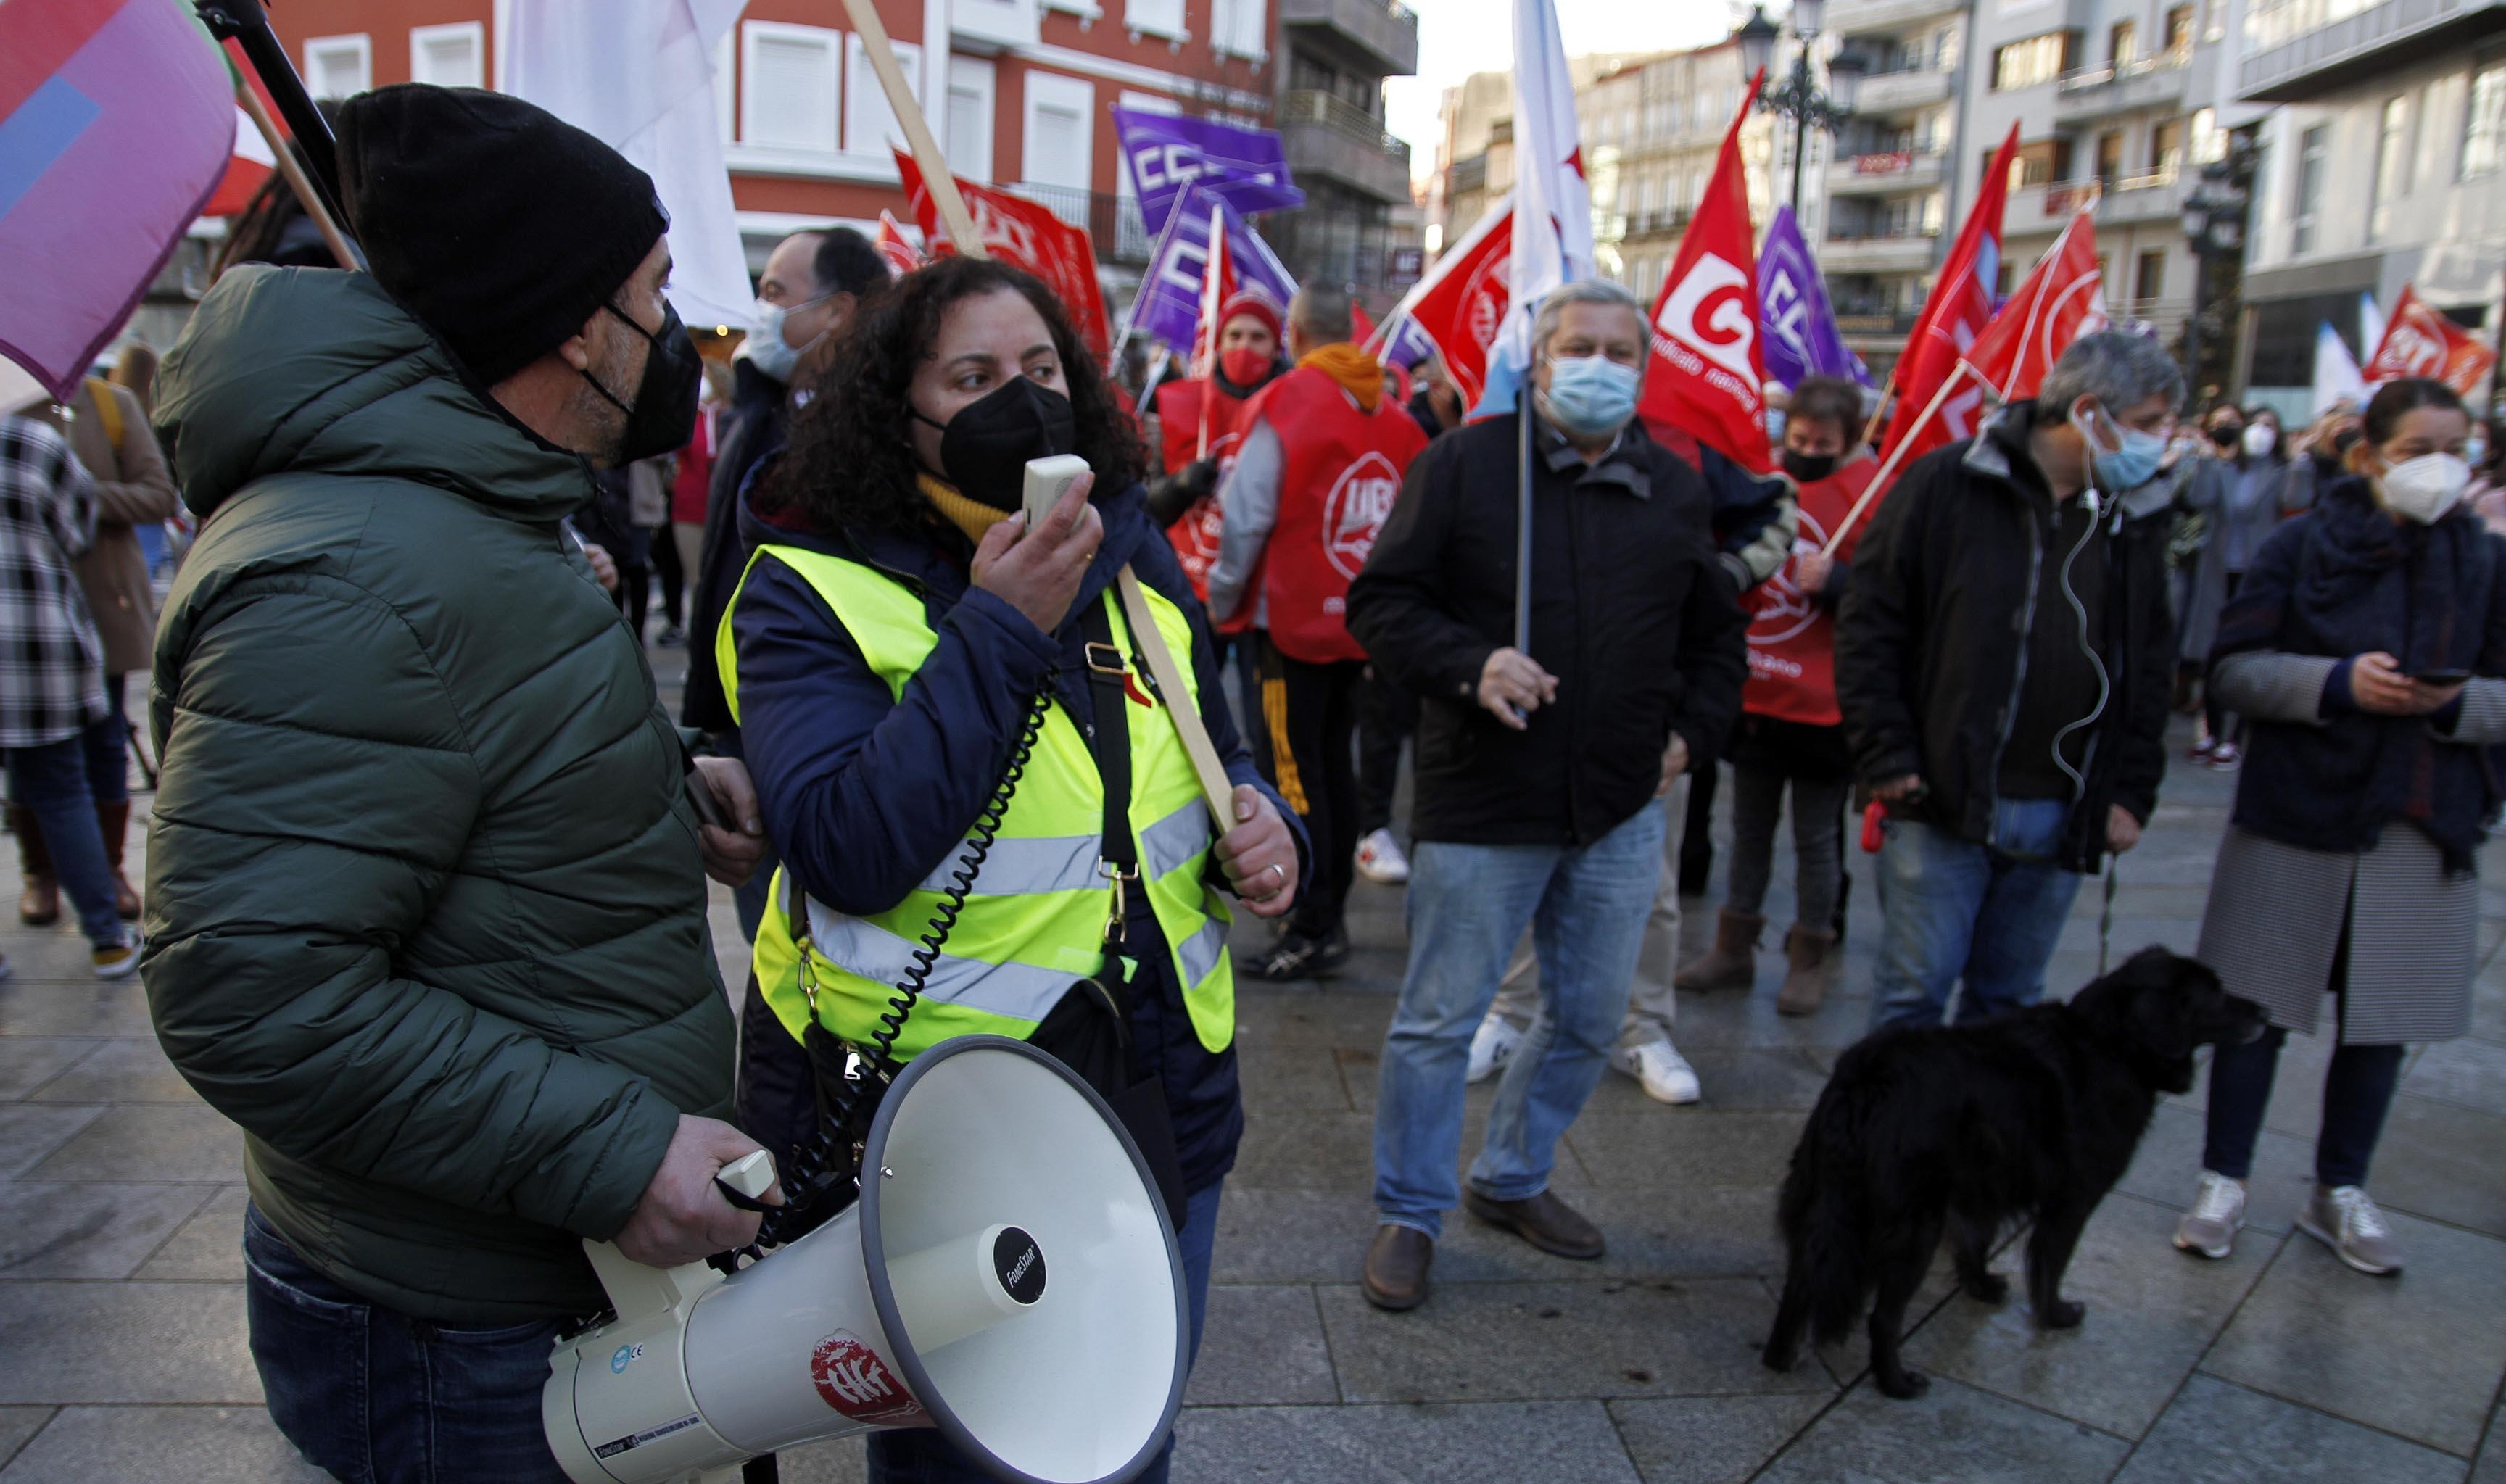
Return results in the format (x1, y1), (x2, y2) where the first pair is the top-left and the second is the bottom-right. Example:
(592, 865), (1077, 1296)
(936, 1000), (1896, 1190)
(1111, 108), (1304, 236)
(1758, 205), (1874, 391)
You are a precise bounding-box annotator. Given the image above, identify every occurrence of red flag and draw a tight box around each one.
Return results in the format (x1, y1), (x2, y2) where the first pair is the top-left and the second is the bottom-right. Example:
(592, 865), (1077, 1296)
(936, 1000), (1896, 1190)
(2365, 283), (2499, 397)
(895, 149), (1111, 360)
(1964, 206), (2109, 402)
(1349, 299), (1377, 348)
(1639, 69), (1774, 474)
(1190, 199), (1233, 373)
(1383, 204), (1512, 409)
(874, 210), (925, 278)
(204, 40), (280, 217)
(1882, 123), (2020, 465)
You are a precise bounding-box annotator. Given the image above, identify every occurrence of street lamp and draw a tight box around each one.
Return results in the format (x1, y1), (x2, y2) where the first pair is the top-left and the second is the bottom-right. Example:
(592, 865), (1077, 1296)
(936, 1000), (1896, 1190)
(2178, 169), (2249, 409)
(1734, 3), (1864, 215)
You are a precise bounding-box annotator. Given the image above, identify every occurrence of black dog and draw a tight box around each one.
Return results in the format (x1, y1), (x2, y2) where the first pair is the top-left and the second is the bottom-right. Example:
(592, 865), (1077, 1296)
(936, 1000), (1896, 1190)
(1761, 948), (2266, 1399)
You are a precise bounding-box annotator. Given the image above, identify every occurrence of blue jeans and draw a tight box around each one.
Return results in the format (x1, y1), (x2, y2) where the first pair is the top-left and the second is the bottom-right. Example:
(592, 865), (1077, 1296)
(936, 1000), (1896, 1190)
(1869, 796), (2083, 1034)
(4, 729), (125, 945)
(865, 1177), (1223, 1484)
(1373, 803), (1668, 1238)
(244, 1206), (570, 1483)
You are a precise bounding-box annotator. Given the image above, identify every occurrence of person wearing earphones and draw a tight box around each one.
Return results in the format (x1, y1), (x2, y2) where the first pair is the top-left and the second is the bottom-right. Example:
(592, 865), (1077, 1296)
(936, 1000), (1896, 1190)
(2172, 377), (2506, 1277)
(1837, 331), (2180, 1034)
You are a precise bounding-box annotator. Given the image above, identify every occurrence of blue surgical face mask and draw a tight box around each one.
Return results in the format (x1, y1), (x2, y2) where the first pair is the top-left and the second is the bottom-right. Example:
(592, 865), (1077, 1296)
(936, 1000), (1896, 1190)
(1538, 355), (1642, 439)
(743, 294), (830, 384)
(2071, 400), (2165, 492)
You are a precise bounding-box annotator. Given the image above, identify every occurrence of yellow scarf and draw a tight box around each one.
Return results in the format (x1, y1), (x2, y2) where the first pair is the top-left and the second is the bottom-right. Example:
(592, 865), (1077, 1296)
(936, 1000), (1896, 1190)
(1299, 342), (1384, 413)
(919, 473), (1007, 544)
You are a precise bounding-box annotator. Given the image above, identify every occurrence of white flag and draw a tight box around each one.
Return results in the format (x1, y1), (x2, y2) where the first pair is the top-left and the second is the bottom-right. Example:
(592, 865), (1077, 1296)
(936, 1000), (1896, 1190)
(2312, 320), (2368, 417)
(1469, 0), (1592, 415)
(505, 0), (754, 331)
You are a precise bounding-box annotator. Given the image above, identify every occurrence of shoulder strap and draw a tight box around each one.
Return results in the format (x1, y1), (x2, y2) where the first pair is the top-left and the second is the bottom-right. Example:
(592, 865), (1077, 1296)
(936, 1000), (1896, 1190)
(1116, 565), (1236, 831)
(84, 379), (123, 455)
(1076, 597), (1136, 882)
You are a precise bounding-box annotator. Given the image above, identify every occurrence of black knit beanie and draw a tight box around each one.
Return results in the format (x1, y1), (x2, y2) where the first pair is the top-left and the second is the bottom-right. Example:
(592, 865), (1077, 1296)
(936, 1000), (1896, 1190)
(336, 84), (669, 384)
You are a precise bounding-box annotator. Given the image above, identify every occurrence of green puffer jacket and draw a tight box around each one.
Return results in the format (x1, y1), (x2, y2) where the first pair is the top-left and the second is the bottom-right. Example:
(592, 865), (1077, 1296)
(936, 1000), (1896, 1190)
(146, 266), (735, 1323)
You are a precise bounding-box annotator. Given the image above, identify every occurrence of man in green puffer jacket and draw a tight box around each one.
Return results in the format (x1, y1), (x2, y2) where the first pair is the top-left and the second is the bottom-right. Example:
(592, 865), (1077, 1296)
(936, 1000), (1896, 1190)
(146, 86), (774, 1482)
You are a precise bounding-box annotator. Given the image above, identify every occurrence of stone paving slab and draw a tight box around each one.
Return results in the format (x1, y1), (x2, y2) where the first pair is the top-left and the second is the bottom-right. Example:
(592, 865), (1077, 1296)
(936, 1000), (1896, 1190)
(132, 1184), (250, 1283)
(1187, 1285), (1340, 1406)
(2109, 1373), (2475, 1484)
(1171, 1399), (1645, 1483)
(1606, 1393), (1833, 1484)
(0, 1405), (327, 1483)
(0, 1182), (218, 1283)
(0, 1283), (260, 1406)
(1753, 1375), (2133, 1483)
(2201, 1208), (2506, 1458)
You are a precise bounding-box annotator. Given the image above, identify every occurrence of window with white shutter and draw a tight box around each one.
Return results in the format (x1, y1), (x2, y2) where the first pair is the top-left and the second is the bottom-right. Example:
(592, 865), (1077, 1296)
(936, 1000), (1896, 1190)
(1021, 72), (1095, 193)
(1126, 0), (1186, 41)
(845, 34), (921, 158)
(409, 23), (484, 88)
(1216, 0), (1269, 58)
(947, 57), (996, 183)
(742, 22), (840, 154)
(303, 35), (371, 100)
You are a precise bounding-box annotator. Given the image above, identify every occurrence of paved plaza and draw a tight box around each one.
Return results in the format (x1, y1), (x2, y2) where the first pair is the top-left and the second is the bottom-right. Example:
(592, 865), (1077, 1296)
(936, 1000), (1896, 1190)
(3, 689), (2504, 1480)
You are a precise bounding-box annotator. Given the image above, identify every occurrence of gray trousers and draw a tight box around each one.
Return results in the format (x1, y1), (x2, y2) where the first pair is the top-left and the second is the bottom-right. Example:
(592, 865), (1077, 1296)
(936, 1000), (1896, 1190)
(1726, 763), (1848, 927)
(1490, 775), (1687, 1047)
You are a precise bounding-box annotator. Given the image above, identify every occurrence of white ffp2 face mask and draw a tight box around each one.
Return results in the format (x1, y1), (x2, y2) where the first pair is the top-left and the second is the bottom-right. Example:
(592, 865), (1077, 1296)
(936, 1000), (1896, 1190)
(2377, 452), (2472, 524)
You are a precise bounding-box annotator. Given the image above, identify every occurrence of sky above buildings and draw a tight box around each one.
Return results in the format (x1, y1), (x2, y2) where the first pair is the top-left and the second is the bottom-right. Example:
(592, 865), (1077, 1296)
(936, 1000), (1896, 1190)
(1383, 0), (1748, 185)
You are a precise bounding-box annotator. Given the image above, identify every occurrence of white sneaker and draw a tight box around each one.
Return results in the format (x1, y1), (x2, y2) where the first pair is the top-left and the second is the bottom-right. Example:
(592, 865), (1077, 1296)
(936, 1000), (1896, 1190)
(1611, 1038), (1701, 1105)
(1355, 828), (1412, 884)
(2172, 1170), (2246, 1259)
(2299, 1184), (2403, 1275)
(1465, 1012), (1523, 1085)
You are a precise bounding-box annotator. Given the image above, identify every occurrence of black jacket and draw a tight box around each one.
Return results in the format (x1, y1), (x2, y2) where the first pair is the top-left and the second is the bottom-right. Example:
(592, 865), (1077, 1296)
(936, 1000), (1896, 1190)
(682, 357), (790, 735)
(1347, 413), (1748, 847)
(1835, 402), (2173, 873)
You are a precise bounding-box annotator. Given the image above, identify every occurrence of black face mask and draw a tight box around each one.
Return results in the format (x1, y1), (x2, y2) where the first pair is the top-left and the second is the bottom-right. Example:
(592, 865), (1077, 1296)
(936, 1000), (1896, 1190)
(1781, 447), (1839, 484)
(583, 300), (702, 465)
(914, 375), (1078, 511)
(2209, 423), (2242, 448)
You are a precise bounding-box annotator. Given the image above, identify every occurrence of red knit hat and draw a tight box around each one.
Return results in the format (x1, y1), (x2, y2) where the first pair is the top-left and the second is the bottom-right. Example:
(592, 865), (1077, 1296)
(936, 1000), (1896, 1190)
(1218, 288), (1282, 342)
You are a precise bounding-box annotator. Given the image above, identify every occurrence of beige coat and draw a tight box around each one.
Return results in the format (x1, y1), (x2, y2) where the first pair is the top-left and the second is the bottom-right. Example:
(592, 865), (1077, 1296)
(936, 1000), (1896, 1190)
(55, 381), (177, 676)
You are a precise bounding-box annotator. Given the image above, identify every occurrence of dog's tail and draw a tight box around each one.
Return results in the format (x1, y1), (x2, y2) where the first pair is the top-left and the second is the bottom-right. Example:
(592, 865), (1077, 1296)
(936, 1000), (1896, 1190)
(1777, 1085), (1872, 1346)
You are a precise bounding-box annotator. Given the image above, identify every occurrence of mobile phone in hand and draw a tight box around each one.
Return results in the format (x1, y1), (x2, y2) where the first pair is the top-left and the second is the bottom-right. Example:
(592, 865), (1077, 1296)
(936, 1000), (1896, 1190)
(1021, 455), (1091, 534)
(2410, 668), (2473, 686)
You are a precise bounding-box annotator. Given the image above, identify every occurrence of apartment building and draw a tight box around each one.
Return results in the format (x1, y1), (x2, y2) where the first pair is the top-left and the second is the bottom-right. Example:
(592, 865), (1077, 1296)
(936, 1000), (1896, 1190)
(2233, 0), (2506, 410)
(260, 0), (1395, 299)
(1822, 0), (1967, 368)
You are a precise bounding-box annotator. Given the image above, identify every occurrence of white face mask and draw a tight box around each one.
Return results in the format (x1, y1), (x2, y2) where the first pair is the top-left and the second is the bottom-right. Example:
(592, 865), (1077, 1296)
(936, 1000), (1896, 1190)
(2242, 423), (2276, 457)
(2377, 452), (2472, 524)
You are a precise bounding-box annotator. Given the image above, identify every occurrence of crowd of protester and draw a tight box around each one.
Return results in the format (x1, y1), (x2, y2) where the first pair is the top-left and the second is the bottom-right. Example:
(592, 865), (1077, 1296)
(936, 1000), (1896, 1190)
(2, 80), (2497, 1482)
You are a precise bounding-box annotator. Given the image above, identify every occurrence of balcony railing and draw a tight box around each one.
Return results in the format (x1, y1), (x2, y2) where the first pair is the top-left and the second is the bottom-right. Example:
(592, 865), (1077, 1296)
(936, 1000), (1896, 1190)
(2053, 49), (2194, 121)
(1278, 0), (1421, 75)
(1852, 66), (1956, 113)
(1828, 147), (1947, 195)
(2238, 0), (2506, 104)
(1277, 89), (1413, 202)
(1001, 183), (1155, 264)
(1278, 89), (1405, 154)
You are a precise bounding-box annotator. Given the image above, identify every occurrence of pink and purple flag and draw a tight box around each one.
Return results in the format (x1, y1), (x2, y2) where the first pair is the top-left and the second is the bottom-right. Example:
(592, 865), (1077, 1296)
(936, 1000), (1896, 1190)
(2, 0), (234, 399)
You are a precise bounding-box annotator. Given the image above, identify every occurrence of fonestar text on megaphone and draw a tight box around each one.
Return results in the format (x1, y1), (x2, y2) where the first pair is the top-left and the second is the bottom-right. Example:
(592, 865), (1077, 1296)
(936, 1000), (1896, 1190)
(542, 1035), (1188, 1484)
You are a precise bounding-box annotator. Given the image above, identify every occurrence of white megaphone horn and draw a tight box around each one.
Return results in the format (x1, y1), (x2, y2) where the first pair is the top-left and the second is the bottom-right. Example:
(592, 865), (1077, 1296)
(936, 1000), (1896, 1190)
(543, 1035), (1188, 1484)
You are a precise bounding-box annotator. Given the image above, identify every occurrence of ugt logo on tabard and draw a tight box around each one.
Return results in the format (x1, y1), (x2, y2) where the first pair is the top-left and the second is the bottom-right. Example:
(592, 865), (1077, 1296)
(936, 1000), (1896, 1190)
(1322, 453), (1402, 580)
(1658, 252), (1757, 386)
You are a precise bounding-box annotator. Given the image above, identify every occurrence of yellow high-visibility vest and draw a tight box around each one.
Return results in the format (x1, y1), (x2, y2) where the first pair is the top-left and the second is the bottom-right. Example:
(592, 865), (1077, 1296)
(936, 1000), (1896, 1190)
(722, 544), (1235, 1059)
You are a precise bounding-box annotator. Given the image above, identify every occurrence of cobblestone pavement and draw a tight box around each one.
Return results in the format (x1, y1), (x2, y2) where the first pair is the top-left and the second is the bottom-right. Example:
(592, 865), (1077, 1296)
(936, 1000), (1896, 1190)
(3, 650), (2502, 1481)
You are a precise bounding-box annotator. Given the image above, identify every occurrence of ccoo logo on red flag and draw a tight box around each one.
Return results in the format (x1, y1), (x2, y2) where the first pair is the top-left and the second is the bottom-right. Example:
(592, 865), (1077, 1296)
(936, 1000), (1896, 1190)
(1639, 70), (1773, 473)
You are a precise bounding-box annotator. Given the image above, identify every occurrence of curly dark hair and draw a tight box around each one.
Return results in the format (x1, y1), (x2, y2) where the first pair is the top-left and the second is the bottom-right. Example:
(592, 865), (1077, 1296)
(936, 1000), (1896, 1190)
(766, 255), (1145, 537)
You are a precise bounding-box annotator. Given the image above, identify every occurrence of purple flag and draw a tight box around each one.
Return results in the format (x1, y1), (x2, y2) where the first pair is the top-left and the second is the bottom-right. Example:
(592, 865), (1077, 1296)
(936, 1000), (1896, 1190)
(1130, 186), (1299, 358)
(1757, 205), (1872, 391)
(1112, 109), (1304, 236)
(1131, 186), (1298, 357)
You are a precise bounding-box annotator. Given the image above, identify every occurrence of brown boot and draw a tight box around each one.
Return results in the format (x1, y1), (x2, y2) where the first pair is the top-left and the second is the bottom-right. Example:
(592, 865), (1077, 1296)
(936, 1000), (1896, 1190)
(1674, 908), (1764, 992)
(1362, 1224), (1433, 1311)
(1776, 925), (1837, 1016)
(11, 804), (58, 927)
(98, 800), (138, 921)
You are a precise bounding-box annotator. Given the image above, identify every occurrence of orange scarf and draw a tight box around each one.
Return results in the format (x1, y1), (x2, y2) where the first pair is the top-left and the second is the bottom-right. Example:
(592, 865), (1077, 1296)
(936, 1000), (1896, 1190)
(1298, 342), (1384, 413)
(919, 473), (1004, 543)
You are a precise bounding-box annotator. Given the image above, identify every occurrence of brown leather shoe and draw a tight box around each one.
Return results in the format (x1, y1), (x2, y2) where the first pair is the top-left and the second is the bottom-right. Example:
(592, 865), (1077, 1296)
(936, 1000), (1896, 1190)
(1775, 925), (1836, 1016)
(1463, 1187), (1605, 1259)
(1673, 908), (1764, 992)
(11, 804), (58, 926)
(1362, 1224), (1433, 1311)
(98, 800), (138, 921)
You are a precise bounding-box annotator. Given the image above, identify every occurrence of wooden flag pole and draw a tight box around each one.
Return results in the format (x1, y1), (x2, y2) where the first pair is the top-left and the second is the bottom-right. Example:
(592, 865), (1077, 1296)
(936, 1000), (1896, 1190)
(1858, 372), (1895, 449)
(235, 72), (357, 272)
(839, 0), (985, 259)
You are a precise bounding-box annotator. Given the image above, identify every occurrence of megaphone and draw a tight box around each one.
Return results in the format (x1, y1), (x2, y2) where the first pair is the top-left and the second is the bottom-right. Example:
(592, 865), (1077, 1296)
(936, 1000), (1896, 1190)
(544, 1035), (1187, 1484)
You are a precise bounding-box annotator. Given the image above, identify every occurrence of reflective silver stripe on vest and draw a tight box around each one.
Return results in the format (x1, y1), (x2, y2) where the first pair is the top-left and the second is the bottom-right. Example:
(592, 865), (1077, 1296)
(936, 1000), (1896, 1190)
(916, 831), (1101, 897)
(1177, 911), (1229, 990)
(805, 900), (1075, 1024)
(1139, 799), (1214, 882)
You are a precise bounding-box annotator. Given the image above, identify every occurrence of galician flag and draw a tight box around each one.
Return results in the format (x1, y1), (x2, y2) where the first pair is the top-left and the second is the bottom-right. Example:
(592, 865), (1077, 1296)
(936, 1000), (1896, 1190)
(1468, 0), (1592, 417)
(1640, 68), (1775, 474)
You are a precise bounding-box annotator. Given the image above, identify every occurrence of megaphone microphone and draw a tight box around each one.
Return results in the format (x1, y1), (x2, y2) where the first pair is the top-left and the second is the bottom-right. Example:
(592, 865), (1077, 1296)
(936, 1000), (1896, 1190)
(544, 1035), (1188, 1484)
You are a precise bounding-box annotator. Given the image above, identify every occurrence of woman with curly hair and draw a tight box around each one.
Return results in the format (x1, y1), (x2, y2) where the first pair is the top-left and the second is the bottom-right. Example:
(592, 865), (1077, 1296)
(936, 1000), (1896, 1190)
(721, 255), (1306, 1483)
